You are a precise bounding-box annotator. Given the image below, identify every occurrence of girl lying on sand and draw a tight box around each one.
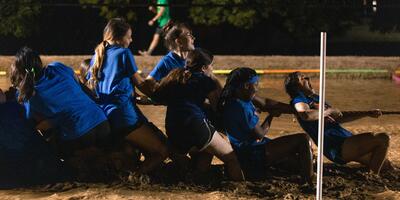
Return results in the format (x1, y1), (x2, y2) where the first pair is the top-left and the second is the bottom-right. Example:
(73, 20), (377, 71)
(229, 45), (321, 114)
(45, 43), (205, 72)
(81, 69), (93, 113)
(285, 72), (393, 175)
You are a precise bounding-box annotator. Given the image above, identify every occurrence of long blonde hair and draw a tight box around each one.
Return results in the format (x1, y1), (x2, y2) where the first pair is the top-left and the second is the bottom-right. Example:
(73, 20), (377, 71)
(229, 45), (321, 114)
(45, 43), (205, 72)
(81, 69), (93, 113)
(87, 18), (131, 90)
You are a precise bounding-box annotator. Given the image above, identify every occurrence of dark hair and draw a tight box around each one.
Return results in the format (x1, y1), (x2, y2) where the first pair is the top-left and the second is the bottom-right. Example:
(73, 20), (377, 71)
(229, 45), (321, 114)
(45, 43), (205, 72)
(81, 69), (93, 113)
(79, 58), (91, 84)
(162, 20), (191, 50)
(154, 48), (213, 102)
(10, 47), (43, 102)
(217, 67), (258, 113)
(185, 48), (213, 72)
(87, 18), (131, 90)
(284, 71), (301, 99)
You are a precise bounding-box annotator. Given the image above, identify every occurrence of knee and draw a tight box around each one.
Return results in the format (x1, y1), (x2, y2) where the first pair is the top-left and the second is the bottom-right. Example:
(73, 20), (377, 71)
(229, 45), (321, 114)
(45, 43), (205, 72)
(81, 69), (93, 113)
(157, 145), (169, 160)
(375, 132), (390, 147)
(296, 133), (312, 147)
(148, 142), (169, 160)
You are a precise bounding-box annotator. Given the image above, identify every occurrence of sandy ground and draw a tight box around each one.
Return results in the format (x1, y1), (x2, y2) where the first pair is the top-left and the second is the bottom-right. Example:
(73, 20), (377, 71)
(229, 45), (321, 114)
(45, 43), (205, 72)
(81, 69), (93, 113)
(1, 55), (399, 73)
(0, 61), (400, 199)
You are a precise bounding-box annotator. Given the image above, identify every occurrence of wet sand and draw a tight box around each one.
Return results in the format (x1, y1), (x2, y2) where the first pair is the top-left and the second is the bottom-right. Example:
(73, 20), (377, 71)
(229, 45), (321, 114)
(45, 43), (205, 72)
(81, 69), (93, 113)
(0, 77), (400, 199)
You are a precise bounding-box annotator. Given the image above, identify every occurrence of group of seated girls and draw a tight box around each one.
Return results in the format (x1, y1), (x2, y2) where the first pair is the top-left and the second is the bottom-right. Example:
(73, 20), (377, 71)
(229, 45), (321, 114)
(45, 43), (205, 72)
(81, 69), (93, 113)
(1, 17), (393, 186)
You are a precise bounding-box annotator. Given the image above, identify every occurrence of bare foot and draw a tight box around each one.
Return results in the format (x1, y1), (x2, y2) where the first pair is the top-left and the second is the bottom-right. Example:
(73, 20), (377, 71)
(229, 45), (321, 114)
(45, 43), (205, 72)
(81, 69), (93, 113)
(139, 50), (151, 56)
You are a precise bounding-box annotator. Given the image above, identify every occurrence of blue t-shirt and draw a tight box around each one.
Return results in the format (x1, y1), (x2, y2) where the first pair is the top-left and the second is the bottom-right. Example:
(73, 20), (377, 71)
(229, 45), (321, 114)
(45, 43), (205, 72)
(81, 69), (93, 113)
(223, 98), (269, 178)
(26, 62), (107, 141)
(89, 45), (141, 130)
(291, 92), (353, 163)
(223, 98), (268, 148)
(164, 72), (216, 127)
(0, 102), (63, 187)
(148, 51), (186, 81)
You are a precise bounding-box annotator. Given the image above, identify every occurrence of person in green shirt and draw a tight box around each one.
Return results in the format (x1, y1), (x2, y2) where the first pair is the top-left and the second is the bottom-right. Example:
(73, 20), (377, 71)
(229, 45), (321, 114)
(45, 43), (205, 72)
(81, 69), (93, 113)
(139, 0), (170, 56)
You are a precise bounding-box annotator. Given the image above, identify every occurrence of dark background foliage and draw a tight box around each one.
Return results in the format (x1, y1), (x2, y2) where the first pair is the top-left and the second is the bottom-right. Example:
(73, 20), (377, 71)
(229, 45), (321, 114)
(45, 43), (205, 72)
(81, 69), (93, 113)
(1, 0), (400, 55)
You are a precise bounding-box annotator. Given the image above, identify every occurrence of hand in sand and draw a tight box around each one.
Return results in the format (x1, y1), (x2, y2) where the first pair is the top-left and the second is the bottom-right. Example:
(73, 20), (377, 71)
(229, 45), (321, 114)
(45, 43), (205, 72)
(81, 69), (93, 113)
(369, 109), (382, 118)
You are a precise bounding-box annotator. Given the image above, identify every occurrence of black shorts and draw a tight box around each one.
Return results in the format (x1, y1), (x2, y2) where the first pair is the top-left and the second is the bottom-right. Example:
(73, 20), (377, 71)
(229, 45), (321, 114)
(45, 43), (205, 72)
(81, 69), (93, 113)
(166, 117), (215, 155)
(58, 120), (111, 157)
(155, 27), (163, 35)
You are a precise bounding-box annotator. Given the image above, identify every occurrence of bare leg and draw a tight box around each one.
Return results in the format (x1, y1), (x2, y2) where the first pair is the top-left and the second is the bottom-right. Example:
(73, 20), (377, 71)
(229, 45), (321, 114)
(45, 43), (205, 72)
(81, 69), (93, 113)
(203, 132), (244, 181)
(125, 123), (169, 174)
(264, 133), (313, 184)
(341, 132), (390, 174)
(140, 33), (160, 56)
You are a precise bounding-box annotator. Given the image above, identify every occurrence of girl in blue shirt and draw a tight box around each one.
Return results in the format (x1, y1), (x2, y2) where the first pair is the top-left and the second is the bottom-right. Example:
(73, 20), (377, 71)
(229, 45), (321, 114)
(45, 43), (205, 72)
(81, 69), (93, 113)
(0, 89), (64, 188)
(10, 47), (110, 158)
(146, 21), (194, 82)
(154, 48), (244, 181)
(285, 72), (393, 175)
(87, 18), (169, 174)
(219, 67), (313, 184)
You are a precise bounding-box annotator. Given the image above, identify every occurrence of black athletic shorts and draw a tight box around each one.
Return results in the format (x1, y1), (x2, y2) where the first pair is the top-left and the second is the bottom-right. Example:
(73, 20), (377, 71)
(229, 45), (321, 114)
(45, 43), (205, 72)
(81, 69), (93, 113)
(166, 117), (215, 155)
(58, 120), (111, 157)
(155, 27), (163, 35)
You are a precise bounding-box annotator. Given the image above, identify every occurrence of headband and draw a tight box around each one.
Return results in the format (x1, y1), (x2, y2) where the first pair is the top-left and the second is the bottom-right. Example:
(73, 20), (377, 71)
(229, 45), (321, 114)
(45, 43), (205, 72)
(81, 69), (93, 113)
(247, 75), (259, 84)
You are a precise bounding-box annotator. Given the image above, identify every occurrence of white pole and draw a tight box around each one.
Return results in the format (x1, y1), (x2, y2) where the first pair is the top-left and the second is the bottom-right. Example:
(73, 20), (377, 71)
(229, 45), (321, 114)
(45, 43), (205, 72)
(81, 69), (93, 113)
(316, 32), (327, 200)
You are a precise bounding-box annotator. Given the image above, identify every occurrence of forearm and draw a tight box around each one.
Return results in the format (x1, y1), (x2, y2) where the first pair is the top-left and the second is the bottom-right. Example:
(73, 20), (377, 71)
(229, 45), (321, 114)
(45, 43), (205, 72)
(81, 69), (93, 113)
(134, 74), (159, 98)
(261, 115), (273, 131)
(253, 115), (273, 139)
(297, 109), (320, 121)
(337, 112), (370, 124)
(252, 95), (295, 114)
(137, 81), (156, 98)
(151, 7), (165, 21)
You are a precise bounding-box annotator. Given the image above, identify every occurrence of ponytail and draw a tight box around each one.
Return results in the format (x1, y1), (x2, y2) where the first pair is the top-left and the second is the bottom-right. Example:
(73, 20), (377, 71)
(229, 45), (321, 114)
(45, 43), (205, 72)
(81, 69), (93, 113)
(17, 71), (35, 102)
(153, 68), (190, 103)
(10, 47), (43, 103)
(153, 48), (214, 102)
(87, 41), (107, 90)
(217, 71), (238, 114)
(87, 18), (131, 90)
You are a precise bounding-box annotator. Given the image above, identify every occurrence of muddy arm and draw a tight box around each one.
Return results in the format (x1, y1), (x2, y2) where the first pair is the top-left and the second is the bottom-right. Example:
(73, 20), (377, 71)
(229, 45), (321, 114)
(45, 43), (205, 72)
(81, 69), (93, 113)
(337, 110), (382, 124)
(252, 95), (295, 114)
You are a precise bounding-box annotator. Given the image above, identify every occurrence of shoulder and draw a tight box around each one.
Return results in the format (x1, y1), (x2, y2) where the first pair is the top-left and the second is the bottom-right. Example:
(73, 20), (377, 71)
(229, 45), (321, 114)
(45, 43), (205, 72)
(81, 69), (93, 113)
(47, 62), (74, 75)
(224, 99), (257, 124)
(107, 46), (132, 57)
(291, 93), (309, 105)
(117, 47), (133, 58)
(161, 52), (176, 64)
(224, 99), (247, 114)
(191, 73), (215, 85)
(48, 61), (68, 68)
(291, 93), (313, 112)
(154, 53), (172, 69)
